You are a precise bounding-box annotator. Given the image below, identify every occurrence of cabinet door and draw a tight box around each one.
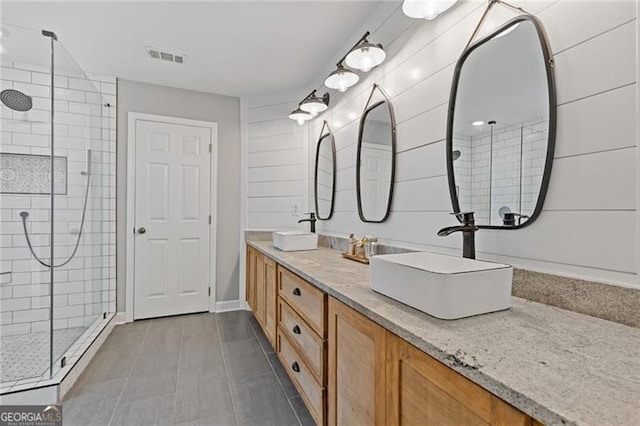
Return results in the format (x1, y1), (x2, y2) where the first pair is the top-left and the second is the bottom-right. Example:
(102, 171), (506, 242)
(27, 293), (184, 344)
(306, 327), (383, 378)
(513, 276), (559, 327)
(386, 333), (533, 426)
(255, 253), (266, 326)
(264, 257), (277, 347)
(328, 297), (386, 426)
(246, 247), (257, 312)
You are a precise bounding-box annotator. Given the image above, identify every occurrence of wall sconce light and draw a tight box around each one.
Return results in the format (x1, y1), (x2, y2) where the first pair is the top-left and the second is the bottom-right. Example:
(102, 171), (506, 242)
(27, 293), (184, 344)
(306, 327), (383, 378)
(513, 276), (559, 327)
(402, 0), (458, 20)
(300, 90), (330, 117)
(289, 90), (330, 125)
(345, 34), (386, 72)
(324, 65), (359, 93)
(324, 31), (385, 93)
(289, 106), (312, 126)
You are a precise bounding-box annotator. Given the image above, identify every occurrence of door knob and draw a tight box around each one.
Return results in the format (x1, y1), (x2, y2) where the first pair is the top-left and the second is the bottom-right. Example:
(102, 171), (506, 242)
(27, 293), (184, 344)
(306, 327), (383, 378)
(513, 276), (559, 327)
(137, 227), (146, 234)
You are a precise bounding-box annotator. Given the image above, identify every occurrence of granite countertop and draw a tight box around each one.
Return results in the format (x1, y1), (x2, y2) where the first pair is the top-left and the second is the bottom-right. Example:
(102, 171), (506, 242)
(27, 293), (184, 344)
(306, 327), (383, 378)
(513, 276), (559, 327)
(248, 241), (640, 426)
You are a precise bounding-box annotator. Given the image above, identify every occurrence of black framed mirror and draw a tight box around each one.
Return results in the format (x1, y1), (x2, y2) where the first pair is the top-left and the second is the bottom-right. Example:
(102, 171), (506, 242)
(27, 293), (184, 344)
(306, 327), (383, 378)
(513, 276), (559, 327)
(447, 15), (556, 229)
(314, 121), (336, 220)
(356, 84), (396, 223)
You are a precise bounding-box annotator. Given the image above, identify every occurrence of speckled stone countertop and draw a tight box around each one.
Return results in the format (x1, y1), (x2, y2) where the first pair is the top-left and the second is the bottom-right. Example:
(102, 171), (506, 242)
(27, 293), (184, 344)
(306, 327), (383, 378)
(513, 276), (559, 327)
(248, 241), (640, 426)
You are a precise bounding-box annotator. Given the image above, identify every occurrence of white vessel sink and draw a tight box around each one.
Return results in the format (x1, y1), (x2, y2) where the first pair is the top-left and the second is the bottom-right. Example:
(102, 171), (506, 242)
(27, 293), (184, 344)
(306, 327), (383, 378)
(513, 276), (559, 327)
(272, 231), (318, 252)
(370, 252), (512, 320)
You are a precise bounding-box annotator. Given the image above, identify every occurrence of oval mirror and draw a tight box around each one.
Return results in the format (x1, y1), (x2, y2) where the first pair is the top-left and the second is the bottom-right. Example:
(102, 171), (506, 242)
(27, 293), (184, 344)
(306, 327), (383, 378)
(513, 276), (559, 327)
(314, 121), (336, 220)
(447, 15), (556, 228)
(357, 84), (396, 223)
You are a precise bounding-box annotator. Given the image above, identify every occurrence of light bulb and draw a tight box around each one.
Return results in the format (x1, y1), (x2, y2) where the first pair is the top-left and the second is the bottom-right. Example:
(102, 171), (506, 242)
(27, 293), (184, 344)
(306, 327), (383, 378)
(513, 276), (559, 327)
(361, 55), (372, 73)
(296, 118), (305, 126)
(338, 79), (347, 93)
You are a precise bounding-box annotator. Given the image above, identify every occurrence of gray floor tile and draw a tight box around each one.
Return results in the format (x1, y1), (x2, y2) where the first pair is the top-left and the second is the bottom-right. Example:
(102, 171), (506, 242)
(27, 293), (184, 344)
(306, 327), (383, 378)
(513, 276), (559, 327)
(267, 352), (298, 398)
(254, 326), (275, 354)
(222, 338), (272, 379)
(175, 371), (236, 425)
(219, 324), (255, 343)
(217, 311), (250, 328)
(62, 378), (126, 426)
(102, 325), (147, 349)
(144, 316), (184, 346)
(64, 311), (312, 426)
(229, 373), (298, 426)
(129, 342), (180, 378)
(290, 396), (315, 426)
(246, 312), (260, 329)
(179, 339), (225, 375)
(110, 393), (175, 426)
(182, 313), (219, 339)
(118, 371), (177, 405)
(76, 343), (139, 385)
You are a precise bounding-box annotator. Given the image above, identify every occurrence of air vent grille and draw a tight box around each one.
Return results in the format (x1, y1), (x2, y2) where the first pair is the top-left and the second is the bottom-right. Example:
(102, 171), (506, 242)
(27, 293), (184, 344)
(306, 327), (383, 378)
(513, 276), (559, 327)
(145, 46), (186, 64)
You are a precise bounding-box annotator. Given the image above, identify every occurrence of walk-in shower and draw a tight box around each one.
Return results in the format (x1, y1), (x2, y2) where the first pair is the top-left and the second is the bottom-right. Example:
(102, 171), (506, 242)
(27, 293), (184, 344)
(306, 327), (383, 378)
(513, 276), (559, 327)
(0, 24), (116, 399)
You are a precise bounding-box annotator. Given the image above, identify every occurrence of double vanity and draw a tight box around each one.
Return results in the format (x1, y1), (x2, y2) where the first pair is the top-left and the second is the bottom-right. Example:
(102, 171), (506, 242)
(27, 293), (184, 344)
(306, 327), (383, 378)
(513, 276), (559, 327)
(245, 4), (640, 425)
(246, 237), (640, 426)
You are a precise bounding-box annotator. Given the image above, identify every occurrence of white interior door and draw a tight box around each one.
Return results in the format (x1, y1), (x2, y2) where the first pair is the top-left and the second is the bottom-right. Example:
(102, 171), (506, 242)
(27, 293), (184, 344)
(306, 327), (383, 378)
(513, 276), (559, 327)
(360, 143), (392, 220)
(133, 119), (212, 319)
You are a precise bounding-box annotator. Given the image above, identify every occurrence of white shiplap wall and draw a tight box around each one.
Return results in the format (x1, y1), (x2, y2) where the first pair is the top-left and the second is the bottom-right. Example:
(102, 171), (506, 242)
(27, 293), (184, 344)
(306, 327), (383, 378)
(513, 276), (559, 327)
(245, 94), (310, 231)
(246, 0), (638, 289)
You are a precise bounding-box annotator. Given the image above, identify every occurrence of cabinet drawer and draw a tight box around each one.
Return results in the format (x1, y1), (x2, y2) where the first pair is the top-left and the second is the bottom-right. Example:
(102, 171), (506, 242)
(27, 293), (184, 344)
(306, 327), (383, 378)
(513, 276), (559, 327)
(278, 266), (326, 337)
(279, 300), (325, 382)
(278, 331), (325, 426)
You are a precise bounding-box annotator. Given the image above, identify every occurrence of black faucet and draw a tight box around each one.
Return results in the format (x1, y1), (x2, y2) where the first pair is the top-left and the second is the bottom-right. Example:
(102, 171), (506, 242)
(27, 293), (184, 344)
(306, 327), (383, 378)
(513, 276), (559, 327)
(297, 212), (316, 233)
(437, 212), (479, 259)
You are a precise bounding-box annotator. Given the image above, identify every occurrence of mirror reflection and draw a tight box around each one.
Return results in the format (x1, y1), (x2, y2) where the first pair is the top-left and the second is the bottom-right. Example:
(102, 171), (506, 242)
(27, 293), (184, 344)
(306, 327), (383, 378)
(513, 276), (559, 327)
(314, 127), (336, 220)
(450, 18), (555, 228)
(357, 87), (395, 223)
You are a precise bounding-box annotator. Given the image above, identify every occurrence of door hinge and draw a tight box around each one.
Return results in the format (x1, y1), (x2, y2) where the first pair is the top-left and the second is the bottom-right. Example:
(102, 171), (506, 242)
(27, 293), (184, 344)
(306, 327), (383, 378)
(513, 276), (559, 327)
(209, 143), (212, 153)
(208, 287), (211, 297)
(208, 215), (211, 225)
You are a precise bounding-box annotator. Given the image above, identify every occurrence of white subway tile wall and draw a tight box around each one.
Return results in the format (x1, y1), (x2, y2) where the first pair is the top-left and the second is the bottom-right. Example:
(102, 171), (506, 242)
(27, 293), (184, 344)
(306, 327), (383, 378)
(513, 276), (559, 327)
(246, 0), (638, 287)
(0, 60), (116, 337)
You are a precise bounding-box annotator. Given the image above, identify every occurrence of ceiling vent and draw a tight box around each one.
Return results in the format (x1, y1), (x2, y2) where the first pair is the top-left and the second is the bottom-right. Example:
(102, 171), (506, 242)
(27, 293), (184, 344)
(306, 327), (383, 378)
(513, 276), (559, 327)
(145, 46), (185, 64)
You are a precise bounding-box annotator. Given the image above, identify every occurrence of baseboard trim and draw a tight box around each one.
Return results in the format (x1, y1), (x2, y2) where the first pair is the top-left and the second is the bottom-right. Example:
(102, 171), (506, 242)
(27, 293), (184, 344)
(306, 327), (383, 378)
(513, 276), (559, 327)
(214, 300), (244, 313)
(113, 312), (128, 324)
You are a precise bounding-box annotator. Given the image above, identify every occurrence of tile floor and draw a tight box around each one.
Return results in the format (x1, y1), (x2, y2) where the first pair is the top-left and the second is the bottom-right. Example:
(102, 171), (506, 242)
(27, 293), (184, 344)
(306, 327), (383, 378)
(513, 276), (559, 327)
(63, 311), (314, 425)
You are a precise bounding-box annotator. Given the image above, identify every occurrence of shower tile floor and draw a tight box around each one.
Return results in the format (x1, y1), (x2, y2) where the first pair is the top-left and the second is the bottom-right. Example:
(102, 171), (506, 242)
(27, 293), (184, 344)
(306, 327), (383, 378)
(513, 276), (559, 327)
(0, 327), (85, 383)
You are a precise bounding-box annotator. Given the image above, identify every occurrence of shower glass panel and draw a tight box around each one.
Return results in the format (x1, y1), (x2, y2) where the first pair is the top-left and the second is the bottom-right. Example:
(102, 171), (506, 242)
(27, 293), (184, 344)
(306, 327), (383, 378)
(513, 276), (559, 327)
(0, 23), (114, 390)
(50, 38), (108, 378)
(0, 24), (53, 385)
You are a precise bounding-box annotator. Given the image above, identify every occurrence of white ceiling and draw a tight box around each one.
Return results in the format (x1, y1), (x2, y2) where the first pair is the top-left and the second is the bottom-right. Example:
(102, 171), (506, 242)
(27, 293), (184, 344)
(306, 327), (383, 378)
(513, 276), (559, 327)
(0, 1), (384, 97)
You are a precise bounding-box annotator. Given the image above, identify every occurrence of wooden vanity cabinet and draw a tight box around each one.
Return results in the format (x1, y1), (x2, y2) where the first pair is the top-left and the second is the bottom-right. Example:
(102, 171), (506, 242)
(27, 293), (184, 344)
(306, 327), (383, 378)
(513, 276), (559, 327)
(246, 248), (543, 426)
(386, 332), (534, 426)
(245, 246), (277, 348)
(327, 297), (387, 426)
(245, 247), (257, 313)
(277, 264), (328, 426)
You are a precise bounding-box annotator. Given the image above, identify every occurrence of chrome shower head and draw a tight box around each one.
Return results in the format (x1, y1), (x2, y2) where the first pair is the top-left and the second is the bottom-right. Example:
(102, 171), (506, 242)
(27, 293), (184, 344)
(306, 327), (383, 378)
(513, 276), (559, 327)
(1, 89), (33, 112)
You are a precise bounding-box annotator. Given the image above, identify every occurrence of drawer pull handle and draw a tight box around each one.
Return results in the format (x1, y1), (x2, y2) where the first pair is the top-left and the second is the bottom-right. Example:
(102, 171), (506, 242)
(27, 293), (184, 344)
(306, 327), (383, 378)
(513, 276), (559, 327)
(291, 361), (300, 373)
(292, 325), (301, 335)
(292, 287), (301, 296)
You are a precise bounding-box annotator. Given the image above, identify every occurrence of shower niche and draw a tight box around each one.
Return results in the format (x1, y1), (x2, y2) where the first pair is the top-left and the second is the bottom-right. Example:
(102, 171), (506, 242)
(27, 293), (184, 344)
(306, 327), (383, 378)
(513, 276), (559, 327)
(447, 15), (556, 228)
